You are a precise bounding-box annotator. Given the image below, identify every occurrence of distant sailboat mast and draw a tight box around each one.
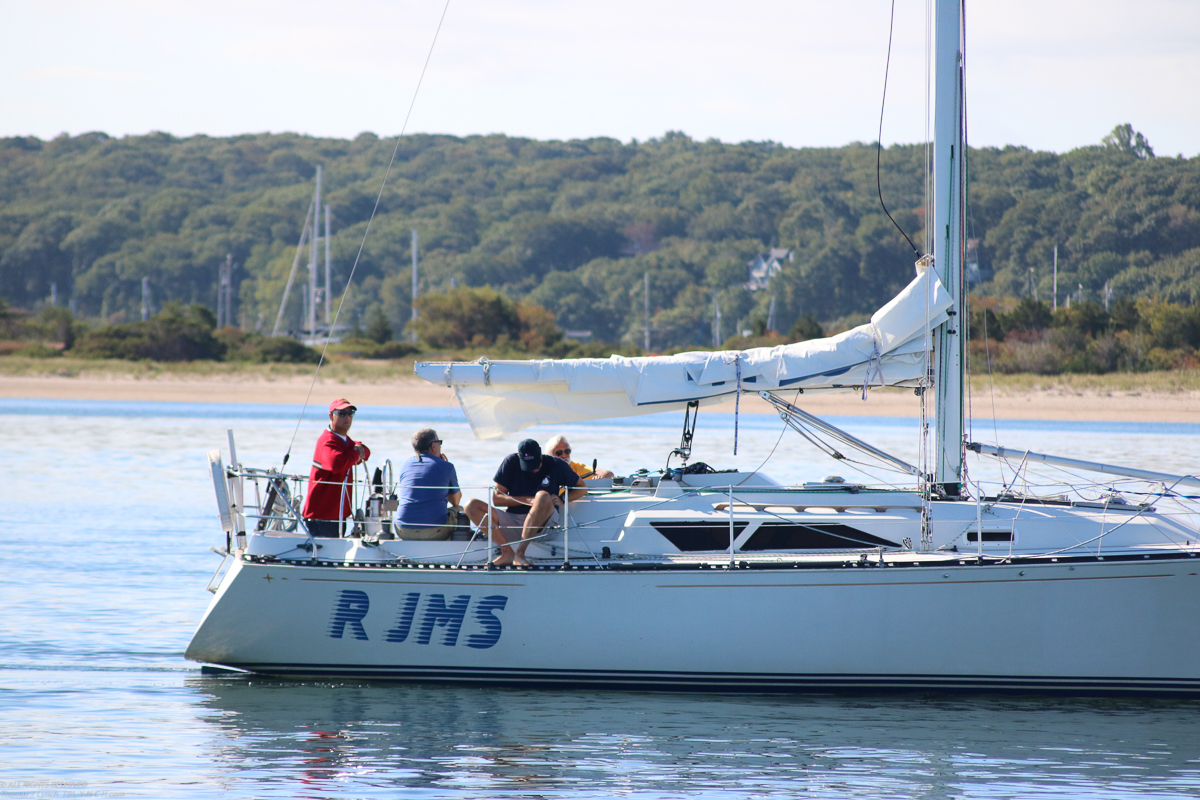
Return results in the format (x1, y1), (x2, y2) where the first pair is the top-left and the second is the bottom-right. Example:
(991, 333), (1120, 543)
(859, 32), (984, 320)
(271, 170), (329, 339)
(308, 165), (322, 342)
(325, 204), (332, 326)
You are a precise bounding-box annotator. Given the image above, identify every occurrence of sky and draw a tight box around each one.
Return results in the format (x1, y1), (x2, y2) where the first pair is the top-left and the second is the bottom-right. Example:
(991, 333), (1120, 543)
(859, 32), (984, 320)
(3, 0), (1198, 155)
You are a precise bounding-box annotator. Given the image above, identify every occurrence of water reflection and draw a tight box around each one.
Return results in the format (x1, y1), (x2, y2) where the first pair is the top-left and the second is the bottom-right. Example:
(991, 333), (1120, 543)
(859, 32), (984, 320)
(5, 401), (1200, 799)
(191, 677), (1200, 799)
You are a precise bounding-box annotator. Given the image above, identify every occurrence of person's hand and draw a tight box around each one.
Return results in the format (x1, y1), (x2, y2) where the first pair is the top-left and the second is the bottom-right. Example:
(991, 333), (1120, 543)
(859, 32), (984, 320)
(439, 451), (448, 461)
(355, 443), (367, 460)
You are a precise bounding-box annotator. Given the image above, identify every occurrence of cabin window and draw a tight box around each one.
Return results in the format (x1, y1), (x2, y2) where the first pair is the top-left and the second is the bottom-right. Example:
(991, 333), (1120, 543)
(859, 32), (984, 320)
(651, 521), (748, 551)
(966, 529), (1014, 542)
(741, 522), (899, 550)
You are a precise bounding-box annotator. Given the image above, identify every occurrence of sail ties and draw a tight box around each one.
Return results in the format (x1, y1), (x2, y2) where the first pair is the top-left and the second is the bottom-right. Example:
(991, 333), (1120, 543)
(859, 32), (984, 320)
(735, 354), (742, 455)
(720, 353), (743, 455)
(862, 335), (884, 401)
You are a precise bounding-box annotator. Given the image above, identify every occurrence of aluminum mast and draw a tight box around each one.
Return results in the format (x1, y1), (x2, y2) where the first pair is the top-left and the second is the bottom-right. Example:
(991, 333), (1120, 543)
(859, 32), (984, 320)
(932, 0), (966, 495)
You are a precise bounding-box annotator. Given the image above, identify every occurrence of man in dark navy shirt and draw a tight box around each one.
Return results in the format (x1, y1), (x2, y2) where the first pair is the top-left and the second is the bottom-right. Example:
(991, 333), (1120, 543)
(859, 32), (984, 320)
(464, 438), (586, 566)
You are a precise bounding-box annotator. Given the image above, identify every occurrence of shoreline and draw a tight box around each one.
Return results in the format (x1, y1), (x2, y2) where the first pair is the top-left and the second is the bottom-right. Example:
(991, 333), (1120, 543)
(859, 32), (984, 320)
(2, 372), (1198, 424)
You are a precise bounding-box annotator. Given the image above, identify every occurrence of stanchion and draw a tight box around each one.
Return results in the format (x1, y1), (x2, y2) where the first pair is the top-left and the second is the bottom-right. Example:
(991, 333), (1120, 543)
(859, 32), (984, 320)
(487, 486), (494, 569)
(728, 484), (735, 567)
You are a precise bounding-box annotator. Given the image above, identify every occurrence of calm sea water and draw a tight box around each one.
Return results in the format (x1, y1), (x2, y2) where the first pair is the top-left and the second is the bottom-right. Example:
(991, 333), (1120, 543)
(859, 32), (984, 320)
(2, 397), (1199, 798)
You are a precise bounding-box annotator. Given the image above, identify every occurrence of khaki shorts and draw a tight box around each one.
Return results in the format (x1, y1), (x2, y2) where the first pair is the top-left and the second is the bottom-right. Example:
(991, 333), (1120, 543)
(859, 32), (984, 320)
(398, 508), (457, 541)
(487, 506), (560, 538)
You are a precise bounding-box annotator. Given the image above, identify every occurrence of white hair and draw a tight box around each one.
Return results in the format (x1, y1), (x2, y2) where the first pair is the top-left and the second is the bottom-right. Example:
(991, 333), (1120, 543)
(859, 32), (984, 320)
(544, 434), (569, 454)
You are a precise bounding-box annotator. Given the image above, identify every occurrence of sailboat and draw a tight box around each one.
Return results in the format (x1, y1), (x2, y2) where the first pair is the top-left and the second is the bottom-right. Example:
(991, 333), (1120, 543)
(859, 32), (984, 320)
(186, 0), (1200, 694)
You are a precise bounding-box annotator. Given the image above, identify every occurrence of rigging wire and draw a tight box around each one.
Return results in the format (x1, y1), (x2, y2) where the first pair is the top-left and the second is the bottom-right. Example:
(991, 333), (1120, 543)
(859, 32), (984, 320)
(915, 0), (935, 513)
(877, 0), (920, 256)
(734, 388), (803, 487)
(958, 0), (974, 440)
(956, 0), (987, 494)
(281, 0), (454, 468)
(976, 299), (1005, 487)
(923, 0), (933, 256)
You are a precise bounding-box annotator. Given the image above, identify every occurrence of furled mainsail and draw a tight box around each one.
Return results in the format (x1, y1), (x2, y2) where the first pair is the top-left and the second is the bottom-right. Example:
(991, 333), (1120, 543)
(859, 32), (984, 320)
(415, 266), (952, 439)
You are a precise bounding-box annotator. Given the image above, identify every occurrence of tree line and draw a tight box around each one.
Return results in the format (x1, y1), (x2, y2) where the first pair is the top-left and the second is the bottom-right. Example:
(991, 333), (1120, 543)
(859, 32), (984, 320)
(0, 124), (1197, 363)
(971, 296), (1200, 374)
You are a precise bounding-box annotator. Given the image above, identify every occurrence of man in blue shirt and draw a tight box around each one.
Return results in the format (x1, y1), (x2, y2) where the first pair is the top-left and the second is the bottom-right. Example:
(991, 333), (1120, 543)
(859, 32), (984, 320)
(396, 428), (461, 540)
(464, 438), (586, 566)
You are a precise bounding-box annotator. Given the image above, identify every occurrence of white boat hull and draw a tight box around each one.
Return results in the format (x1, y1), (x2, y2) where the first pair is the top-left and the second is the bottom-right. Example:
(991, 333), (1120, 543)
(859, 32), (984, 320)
(186, 552), (1200, 694)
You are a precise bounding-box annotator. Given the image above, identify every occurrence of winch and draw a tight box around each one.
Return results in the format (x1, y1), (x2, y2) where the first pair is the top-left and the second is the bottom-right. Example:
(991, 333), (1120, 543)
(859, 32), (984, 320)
(352, 464), (398, 540)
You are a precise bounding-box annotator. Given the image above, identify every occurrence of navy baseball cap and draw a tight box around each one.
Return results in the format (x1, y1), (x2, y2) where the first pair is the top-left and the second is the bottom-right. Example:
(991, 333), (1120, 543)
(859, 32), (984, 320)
(517, 439), (541, 472)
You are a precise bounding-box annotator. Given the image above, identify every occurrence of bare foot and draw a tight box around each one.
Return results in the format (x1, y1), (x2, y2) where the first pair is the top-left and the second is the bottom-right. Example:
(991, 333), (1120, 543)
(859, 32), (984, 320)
(490, 552), (514, 566)
(512, 553), (532, 567)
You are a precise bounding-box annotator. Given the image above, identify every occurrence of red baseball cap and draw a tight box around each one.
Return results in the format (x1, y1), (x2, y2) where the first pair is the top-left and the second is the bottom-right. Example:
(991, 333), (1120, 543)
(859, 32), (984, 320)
(329, 398), (356, 414)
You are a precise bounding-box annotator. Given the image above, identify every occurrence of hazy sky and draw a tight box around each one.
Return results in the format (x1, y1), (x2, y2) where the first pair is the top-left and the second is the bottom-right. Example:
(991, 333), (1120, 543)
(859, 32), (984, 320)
(4, 0), (1198, 155)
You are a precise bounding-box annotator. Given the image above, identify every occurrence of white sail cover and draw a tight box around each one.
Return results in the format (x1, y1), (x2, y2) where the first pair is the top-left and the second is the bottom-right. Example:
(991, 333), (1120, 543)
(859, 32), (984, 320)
(415, 268), (952, 439)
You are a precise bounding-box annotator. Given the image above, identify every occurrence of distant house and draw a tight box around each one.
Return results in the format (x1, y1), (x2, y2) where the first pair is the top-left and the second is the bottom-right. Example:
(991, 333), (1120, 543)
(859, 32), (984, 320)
(965, 238), (984, 285)
(745, 248), (792, 291)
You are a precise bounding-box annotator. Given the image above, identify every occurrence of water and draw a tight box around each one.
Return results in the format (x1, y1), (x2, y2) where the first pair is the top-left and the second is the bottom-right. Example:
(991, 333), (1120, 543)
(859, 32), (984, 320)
(3, 398), (1199, 798)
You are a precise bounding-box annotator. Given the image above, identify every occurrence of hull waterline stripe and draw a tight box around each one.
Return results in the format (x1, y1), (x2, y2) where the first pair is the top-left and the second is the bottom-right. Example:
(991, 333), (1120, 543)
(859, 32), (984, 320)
(205, 663), (1200, 694)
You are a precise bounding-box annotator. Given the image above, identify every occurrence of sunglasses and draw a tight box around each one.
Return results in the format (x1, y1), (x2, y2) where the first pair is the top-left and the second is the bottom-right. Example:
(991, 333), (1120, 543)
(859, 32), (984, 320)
(432, 439), (444, 445)
(333, 409), (355, 417)
(554, 447), (571, 456)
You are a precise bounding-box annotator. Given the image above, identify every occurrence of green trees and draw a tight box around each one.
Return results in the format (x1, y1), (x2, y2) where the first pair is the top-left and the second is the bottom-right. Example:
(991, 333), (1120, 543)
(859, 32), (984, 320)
(978, 125), (1200, 308)
(412, 286), (560, 352)
(969, 296), (1200, 374)
(73, 302), (224, 361)
(789, 313), (824, 342)
(363, 306), (393, 344)
(1102, 124), (1155, 160)
(0, 124), (1197, 366)
(70, 302), (320, 362)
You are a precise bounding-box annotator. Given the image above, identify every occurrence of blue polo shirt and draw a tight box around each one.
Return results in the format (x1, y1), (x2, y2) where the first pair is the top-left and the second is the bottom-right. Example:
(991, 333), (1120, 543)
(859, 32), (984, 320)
(396, 455), (459, 527)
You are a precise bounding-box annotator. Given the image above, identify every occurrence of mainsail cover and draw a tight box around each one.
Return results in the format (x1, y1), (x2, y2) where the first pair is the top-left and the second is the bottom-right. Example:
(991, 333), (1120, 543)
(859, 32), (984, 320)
(415, 267), (952, 439)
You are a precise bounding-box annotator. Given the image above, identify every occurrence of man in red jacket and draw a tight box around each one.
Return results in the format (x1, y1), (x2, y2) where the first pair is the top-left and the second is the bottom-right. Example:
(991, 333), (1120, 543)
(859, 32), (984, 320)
(302, 398), (371, 537)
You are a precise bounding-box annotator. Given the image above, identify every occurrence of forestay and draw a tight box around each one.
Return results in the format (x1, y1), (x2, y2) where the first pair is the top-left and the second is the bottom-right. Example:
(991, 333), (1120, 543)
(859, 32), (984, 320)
(415, 266), (952, 439)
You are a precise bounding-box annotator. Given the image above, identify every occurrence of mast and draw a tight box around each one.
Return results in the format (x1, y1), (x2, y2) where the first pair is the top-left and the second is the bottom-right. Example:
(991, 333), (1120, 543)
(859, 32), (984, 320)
(218, 253), (232, 328)
(932, 0), (966, 495)
(309, 165), (321, 341)
(643, 272), (651, 352)
(713, 295), (722, 348)
(1053, 244), (1058, 310)
(324, 204), (331, 325)
(411, 229), (419, 344)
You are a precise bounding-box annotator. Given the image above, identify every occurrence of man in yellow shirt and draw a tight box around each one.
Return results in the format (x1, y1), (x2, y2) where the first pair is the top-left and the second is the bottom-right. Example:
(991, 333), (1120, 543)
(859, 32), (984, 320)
(543, 434), (614, 480)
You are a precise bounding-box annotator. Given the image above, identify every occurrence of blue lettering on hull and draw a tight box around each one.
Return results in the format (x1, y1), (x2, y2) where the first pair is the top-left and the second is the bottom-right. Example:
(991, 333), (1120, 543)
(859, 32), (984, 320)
(328, 590), (370, 640)
(416, 594), (471, 645)
(467, 596), (508, 649)
(328, 590), (508, 648)
(384, 593), (421, 643)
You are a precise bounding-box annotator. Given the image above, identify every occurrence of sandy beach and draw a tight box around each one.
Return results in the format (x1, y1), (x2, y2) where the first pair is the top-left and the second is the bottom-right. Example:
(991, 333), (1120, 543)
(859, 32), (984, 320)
(2, 372), (1197, 423)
